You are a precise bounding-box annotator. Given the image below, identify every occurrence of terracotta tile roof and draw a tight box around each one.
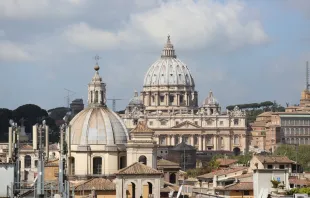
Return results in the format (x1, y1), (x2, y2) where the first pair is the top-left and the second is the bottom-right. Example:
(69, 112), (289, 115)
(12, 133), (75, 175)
(131, 121), (154, 133)
(116, 162), (162, 175)
(21, 144), (33, 150)
(258, 112), (272, 117)
(255, 155), (294, 164)
(216, 182), (253, 191)
(45, 159), (59, 167)
(234, 173), (253, 182)
(157, 159), (180, 168)
(250, 121), (268, 127)
(49, 143), (59, 150)
(198, 167), (248, 179)
(216, 158), (237, 166)
(75, 178), (115, 191)
(289, 178), (310, 186)
(161, 186), (179, 192)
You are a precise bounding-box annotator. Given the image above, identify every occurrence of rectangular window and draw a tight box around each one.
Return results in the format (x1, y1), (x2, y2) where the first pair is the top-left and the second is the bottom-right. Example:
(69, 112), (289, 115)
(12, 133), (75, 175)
(149, 121), (153, 126)
(160, 95), (164, 102)
(195, 121), (198, 125)
(169, 95), (174, 103)
(180, 95), (184, 103)
(244, 191), (250, 196)
(175, 121), (179, 125)
(220, 121), (223, 126)
(267, 165), (273, 169)
(234, 119), (239, 126)
(279, 165), (285, 169)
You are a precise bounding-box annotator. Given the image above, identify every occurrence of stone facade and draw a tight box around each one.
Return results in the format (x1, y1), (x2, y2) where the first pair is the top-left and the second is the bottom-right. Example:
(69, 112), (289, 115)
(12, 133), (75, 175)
(122, 36), (248, 155)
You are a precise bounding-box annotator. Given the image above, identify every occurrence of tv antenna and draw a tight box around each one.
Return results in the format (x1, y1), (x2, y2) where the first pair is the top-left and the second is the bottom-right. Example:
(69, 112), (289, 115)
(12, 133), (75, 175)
(64, 88), (76, 108)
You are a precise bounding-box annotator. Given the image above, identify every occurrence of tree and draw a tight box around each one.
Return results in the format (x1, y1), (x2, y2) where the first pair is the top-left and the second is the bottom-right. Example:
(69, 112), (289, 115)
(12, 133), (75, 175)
(274, 144), (310, 171)
(0, 108), (13, 141)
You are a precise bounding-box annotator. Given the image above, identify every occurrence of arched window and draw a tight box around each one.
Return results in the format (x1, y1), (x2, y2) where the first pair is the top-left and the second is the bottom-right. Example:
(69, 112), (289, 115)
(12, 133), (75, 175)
(234, 135), (239, 145)
(90, 91), (93, 103)
(170, 173), (176, 184)
(101, 91), (103, 104)
(93, 157), (102, 175)
(138, 155), (147, 165)
(24, 171), (29, 181)
(24, 155), (31, 168)
(160, 136), (166, 145)
(94, 91), (98, 103)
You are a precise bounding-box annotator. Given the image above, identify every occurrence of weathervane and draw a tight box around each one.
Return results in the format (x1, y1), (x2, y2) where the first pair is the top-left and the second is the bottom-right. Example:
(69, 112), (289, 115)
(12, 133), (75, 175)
(93, 55), (101, 65)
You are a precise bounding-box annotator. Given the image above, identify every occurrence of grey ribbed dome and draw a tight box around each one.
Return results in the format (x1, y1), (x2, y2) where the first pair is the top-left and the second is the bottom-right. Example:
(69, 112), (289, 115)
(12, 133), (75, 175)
(143, 36), (195, 87)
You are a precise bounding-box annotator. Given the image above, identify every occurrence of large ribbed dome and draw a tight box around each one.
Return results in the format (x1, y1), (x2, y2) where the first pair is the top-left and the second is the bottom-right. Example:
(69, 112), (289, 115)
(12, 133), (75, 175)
(70, 107), (128, 145)
(143, 36), (195, 87)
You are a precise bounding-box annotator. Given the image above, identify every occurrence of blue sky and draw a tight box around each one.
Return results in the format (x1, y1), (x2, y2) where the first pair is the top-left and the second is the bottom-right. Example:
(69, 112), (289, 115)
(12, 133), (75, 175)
(0, 0), (309, 111)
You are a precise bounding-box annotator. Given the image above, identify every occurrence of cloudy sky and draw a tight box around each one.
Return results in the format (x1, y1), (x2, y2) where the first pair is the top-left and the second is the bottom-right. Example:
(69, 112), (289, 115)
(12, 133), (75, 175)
(0, 0), (310, 111)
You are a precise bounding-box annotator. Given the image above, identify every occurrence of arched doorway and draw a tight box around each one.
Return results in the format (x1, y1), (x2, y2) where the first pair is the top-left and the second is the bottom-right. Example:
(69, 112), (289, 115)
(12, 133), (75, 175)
(170, 173), (176, 184)
(148, 182), (153, 195)
(138, 155), (147, 165)
(93, 157), (102, 175)
(233, 147), (241, 156)
(127, 182), (136, 198)
(119, 156), (126, 169)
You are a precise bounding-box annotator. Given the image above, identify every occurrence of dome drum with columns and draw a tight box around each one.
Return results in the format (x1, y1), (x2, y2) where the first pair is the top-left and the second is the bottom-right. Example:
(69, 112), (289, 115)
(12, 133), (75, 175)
(123, 36), (248, 154)
(141, 35), (198, 113)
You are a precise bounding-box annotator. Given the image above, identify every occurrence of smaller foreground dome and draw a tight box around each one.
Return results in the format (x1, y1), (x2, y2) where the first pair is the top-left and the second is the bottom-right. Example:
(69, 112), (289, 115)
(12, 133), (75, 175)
(70, 107), (128, 145)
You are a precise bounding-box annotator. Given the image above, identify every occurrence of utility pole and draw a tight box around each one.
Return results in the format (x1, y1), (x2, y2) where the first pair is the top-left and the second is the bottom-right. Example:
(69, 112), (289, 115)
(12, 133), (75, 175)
(9, 120), (21, 197)
(36, 120), (46, 197)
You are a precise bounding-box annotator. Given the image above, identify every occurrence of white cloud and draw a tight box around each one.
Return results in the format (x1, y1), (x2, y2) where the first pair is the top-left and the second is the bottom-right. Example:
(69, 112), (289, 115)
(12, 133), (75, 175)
(0, 41), (32, 61)
(64, 23), (120, 50)
(0, 0), (85, 19)
(63, 0), (268, 51)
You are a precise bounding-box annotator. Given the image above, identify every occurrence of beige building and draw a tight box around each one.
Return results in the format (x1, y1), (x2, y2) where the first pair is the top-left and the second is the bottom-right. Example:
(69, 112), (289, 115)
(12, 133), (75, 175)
(122, 36), (248, 155)
(249, 155), (295, 173)
(249, 112), (281, 153)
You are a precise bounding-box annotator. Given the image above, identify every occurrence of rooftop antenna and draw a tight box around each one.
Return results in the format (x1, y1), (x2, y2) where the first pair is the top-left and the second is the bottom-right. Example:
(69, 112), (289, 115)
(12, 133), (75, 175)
(306, 61), (309, 91)
(64, 88), (76, 108)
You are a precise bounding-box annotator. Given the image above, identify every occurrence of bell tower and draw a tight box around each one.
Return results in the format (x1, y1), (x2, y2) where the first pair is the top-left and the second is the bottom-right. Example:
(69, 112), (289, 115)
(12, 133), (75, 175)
(126, 121), (157, 168)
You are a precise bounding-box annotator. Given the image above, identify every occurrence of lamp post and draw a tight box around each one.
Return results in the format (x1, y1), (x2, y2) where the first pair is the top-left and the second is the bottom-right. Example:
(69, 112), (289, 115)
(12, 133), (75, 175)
(9, 119), (21, 196)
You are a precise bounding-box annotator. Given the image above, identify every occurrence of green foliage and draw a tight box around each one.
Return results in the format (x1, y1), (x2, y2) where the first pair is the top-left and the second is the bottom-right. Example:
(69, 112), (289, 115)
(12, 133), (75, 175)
(274, 144), (310, 171)
(186, 155), (220, 178)
(271, 179), (281, 188)
(226, 100), (285, 126)
(0, 104), (59, 143)
(235, 152), (252, 165)
(287, 188), (310, 195)
(48, 107), (70, 121)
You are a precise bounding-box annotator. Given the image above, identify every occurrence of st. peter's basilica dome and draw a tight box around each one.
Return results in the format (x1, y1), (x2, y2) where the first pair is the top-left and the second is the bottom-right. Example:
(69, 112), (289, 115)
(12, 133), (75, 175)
(143, 35), (195, 88)
(69, 64), (128, 146)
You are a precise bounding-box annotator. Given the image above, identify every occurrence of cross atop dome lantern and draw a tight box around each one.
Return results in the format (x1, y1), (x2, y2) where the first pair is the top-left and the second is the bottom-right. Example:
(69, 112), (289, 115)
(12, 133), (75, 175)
(161, 34), (177, 58)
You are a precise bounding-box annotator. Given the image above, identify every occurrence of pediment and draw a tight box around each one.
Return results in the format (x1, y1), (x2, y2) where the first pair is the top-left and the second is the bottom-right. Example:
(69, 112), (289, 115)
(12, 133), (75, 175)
(172, 121), (201, 129)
